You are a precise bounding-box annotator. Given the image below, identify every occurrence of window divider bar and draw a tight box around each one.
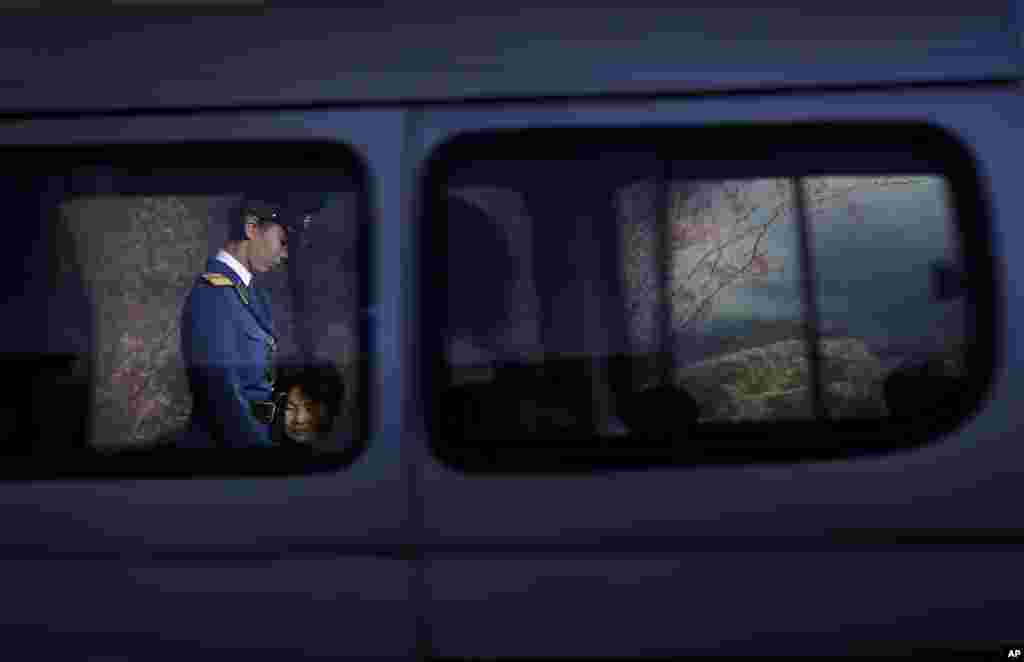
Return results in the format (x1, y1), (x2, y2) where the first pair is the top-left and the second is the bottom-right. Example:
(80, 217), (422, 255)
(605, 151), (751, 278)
(792, 177), (826, 421)
(655, 154), (673, 387)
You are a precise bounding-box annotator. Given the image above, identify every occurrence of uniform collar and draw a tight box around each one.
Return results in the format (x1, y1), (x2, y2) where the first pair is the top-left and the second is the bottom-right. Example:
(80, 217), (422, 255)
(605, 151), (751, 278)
(215, 249), (253, 287)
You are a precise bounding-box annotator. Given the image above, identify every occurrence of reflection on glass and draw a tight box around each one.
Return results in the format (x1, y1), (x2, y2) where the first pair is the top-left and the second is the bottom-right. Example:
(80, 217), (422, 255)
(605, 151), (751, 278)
(442, 171), (817, 442)
(51, 189), (363, 451)
(440, 166), (971, 441)
(803, 176), (967, 420)
(620, 178), (814, 422)
(444, 176), (634, 441)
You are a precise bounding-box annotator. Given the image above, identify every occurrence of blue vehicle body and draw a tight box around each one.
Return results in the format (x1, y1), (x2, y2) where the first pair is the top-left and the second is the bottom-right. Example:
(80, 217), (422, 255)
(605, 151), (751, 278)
(0, 3), (1019, 658)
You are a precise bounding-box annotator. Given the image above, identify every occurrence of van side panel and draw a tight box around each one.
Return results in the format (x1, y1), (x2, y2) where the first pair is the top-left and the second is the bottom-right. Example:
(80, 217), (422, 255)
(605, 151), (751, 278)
(0, 4), (1017, 112)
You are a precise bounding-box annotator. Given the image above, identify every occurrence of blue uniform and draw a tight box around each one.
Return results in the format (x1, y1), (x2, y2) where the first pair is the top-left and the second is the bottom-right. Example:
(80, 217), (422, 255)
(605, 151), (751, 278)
(180, 257), (278, 448)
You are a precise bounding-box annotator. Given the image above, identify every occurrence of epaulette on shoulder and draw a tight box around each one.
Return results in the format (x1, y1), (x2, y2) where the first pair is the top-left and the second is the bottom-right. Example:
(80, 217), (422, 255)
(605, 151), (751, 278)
(201, 273), (236, 287)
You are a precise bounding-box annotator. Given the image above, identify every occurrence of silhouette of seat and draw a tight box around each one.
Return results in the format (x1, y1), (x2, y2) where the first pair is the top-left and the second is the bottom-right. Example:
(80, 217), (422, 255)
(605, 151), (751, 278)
(883, 358), (965, 422)
(616, 384), (700, 441)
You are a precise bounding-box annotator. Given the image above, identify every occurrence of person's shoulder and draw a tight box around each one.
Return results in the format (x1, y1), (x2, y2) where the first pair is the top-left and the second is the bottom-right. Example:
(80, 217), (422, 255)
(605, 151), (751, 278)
(186, 272), (240, 309)
(190, 271), (240, 292)
(199, 272), (236, 288)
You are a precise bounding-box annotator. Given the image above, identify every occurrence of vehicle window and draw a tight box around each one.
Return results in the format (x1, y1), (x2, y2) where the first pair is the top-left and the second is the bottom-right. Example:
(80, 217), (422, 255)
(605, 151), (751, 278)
(624, 177), (813, 422)
(424, 126), (995, 471)
(0, 146), (369, 476)
(805, 176), (969, 421)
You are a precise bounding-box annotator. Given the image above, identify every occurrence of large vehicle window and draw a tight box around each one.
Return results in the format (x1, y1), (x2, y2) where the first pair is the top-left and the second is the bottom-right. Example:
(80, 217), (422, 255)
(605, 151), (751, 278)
(422, 125), (995, 472)
(0, 144), (369, 477)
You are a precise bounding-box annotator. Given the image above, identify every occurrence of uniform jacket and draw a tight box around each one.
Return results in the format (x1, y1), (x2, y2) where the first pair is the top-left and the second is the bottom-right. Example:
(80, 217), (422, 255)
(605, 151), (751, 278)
(180, 257), (278, 448)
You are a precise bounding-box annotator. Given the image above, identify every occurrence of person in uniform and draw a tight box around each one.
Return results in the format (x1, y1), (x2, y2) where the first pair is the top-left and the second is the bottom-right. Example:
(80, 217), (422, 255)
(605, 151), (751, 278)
(179, 198), (295, 448)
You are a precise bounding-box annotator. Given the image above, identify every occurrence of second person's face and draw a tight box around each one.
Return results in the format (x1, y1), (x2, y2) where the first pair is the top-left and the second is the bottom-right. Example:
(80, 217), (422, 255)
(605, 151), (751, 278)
(284, 385), (322, 443)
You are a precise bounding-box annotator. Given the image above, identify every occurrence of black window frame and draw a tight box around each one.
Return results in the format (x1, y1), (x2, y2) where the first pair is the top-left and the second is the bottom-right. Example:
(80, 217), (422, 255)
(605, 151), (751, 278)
(0, 141), (373, 479)
(421, 122), (999, 474)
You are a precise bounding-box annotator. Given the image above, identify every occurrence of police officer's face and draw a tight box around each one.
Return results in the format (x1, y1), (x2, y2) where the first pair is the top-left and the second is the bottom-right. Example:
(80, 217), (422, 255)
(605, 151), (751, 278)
(246, 219), (289, 273)
(284, 385), (323, 444)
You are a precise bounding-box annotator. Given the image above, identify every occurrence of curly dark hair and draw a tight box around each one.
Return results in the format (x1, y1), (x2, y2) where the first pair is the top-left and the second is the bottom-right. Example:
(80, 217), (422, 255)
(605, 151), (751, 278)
(272, 362), (346, 443)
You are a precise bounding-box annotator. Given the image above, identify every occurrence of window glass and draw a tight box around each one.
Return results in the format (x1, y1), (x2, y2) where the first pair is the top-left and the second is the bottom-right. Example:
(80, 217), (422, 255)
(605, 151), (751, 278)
(441, 162), (819, 442)
(804, 176), (969, 420)
(1, 155), (368, 468)
(431, 129), (990, 466)
(620, 177), (812, 423)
